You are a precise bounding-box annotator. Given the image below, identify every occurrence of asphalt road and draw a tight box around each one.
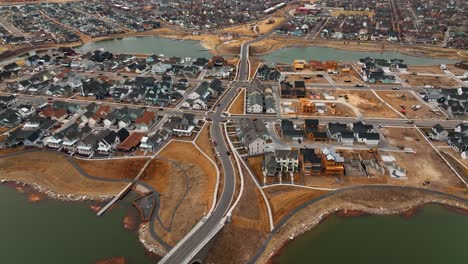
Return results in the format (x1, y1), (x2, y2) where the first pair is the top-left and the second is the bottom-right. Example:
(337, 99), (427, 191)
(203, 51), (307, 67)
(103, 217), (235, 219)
(159, 85), (239, 264)
(160, 25), (272, 262)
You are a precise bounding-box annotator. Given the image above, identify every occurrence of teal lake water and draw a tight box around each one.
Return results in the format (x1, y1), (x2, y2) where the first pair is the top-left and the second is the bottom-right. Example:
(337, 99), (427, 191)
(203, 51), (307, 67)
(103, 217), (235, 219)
(0, 184), (154, 264)
(273, 204), (468, 264)
(77, 36), (213, 58)
(261, 46), (458, 65)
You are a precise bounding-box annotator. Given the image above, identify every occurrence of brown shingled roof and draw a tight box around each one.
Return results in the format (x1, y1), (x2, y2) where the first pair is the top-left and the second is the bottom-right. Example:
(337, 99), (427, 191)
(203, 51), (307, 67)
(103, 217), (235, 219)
(91, 105), (111, 120)
(117, 132), (145, 151)
(135, 110), (156, 126)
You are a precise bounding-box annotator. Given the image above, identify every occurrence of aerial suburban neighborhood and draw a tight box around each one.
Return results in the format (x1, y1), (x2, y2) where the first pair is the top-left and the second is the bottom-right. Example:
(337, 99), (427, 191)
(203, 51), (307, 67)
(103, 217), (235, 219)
(0, 1), (467, 264)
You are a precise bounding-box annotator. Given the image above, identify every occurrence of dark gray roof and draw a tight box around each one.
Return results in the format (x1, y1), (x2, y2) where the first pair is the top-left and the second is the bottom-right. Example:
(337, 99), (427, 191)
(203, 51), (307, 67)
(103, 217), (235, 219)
(300, 149), (321, 163)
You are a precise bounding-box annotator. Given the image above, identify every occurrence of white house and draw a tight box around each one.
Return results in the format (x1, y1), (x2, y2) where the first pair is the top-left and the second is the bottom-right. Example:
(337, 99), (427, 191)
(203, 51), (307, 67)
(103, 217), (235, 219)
(274, 150), (299, 172)
(462, 151), (468, 160)
(247, 92), (263, 113)
(246, 135), (266, 155)
(17, 105), (36, 119)
(429, 124), (449, 141)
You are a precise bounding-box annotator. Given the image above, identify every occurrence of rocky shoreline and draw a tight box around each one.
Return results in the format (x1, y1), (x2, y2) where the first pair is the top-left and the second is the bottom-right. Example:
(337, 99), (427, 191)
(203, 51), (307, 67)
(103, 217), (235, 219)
(0, 179), (114, 201)
(265, 197), (468, 264)
(138, 223), (167, 257)
(0, 179), (166, 260)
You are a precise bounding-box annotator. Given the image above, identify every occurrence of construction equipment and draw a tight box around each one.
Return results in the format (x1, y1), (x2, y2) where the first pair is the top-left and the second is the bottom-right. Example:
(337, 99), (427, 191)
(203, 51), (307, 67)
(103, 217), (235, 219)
(411, 105), (421, 111)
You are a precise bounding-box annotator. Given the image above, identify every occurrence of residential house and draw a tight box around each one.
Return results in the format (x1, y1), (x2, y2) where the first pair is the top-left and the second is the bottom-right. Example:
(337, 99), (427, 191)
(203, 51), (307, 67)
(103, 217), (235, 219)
(237, 118), (270, 155)
(256, 64), (280, 81)
(96, 128), (129, 154)
(117, 132), (145, 152)
(88, 105), (111, 127)
(462, 151), (468, 160)
(247, 92), (263, 113)
(0, 95), (17, 109)
(168, 113), (196, 136)
(22, 129), (44, 147)
(265, 95), (277, 114)
(56, 123), (92, 152)
(281, 120), (304, 141)
(352, 121), (380, 146)
(0, 109), (22, 127)
(22, 116), (56, 133)
(17, 104), (36, 119)
(429, 124), (449, 141)
(262, 150), (299, 177)
(76, 133), (100, 156)
(135, 111), (156, 131)
(263, 152), (280, 177)
(273, 150), (299, 173)
(321, 148), (345, 175)
(327, 122), (349, 141)
(300, 148), (322, 176)
(1, 129), (43, 148)
(40, 106), (68, 121)
(448, 134), (468, 153)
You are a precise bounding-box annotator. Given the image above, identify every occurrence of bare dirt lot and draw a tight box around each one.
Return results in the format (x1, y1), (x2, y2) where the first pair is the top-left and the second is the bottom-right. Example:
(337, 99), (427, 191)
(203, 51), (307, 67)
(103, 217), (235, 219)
(0, 151), (127, 196)
(257, 17), (286, 35)
(140, 140), (217, 246)
(440, 151), (468, 184)
(284, 74), (329, 84)
(298, 135), (467, 198)
(333, 90), (399, 118)
(246, 155), (274, 185)
(400, 74), (460, 87)
(440, 148), (468, 167)
(221, 17), (285, 36)
(76, 158), (148, 180)
(215, 37), (254, 55)
(264, 186), (329, 225)
(284, 101), (357, 117)
(206, 163), (270, 264)
(380, 127), (467, 195)
(256, 187), (468, 263)
(195, 123), (217, 163)
(448, 64), (468, 75)
(329, 73), (362, 85)
(376, 91), (439, 119)
(407, 65), (445, 75)
(228, 88), (245, 115)
(195, 123), (225, 203)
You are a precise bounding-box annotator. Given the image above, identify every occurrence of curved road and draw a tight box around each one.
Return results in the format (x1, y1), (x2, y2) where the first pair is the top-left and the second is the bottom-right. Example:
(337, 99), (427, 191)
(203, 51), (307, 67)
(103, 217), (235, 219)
(159, 23), (275, 263)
